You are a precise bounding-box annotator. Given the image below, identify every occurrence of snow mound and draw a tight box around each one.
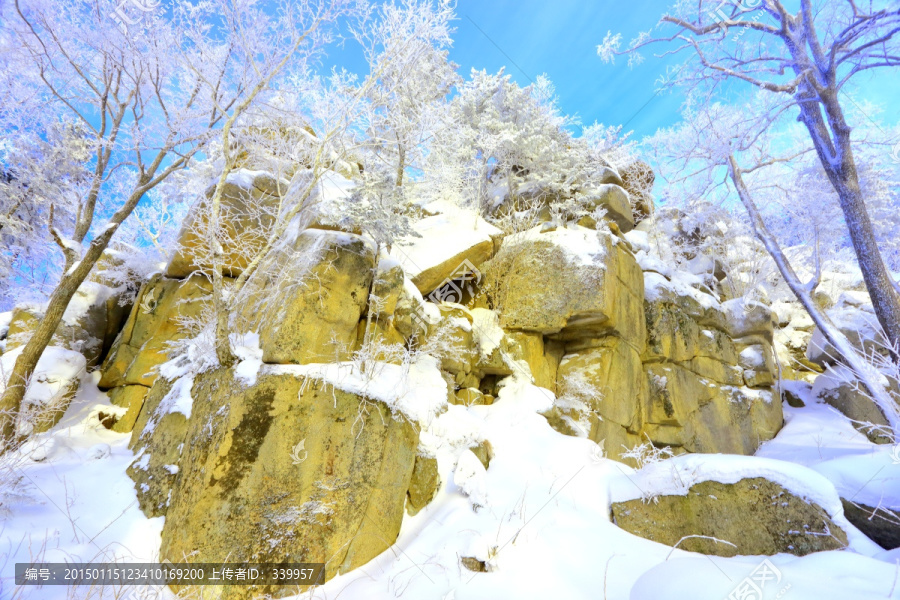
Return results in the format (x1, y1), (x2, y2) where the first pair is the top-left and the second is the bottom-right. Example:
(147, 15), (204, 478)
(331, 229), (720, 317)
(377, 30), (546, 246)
(1, 346), (86, 437)
(391, 200), (500, 279)
(504, 223), (609, 266)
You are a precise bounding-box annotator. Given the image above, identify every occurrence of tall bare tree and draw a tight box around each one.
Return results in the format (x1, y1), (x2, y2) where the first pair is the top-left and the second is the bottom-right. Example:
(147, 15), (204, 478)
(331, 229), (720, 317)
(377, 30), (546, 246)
(0, 0), (360, 443)
(599, 0), (900, 351)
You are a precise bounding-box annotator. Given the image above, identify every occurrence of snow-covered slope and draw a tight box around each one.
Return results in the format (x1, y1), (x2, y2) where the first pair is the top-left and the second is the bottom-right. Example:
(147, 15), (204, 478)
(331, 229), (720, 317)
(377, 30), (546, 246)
(3, 371), (900, 600)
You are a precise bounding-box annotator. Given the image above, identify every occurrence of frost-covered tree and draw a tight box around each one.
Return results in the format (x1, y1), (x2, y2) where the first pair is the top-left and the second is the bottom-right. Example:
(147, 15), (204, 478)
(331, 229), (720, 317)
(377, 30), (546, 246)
(428, 69), (576, 215)
(645, 95), (900, 434)
(0, 120), (92, 304)
(599, 0), (900, 352)
(354, 0), (458, 187)
(0, 0), (361, 443)
(201, 0), (456, 366)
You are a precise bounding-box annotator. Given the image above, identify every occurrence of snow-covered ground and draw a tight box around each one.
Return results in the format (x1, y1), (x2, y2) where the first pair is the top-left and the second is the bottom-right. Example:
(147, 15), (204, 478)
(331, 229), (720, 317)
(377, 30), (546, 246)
(3, 371), (900, 600)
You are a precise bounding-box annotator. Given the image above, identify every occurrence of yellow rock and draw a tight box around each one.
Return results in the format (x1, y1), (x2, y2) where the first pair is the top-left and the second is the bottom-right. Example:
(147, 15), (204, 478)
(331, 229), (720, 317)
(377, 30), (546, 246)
(406, 454), (440, 516)
(611, 478), (846, 557)
(100, 274), (215, 389)
(504, 331), (558, 390)
(557, 338), (644, 429)
(484, 227), (645, 349)
(166, 173), (286, 279)
(108, 385), (149, 433)
(241, 230), (375, 365)
(643, 300), (701, 363)
(156, 370), (419, 596)
(679, 356), (744, 386)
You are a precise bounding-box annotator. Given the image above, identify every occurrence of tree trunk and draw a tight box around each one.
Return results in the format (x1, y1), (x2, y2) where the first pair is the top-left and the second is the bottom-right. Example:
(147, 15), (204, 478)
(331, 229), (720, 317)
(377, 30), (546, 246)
(728, 155), (900, 434)
(396, 143), (405, 187)
(0, 224), (123, 442)
(797, 91), (900, 354)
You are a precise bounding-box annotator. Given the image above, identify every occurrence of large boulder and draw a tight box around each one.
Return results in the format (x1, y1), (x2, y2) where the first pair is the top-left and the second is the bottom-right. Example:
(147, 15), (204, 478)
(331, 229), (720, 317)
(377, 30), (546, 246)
(166, 171), (285, 279)
(391, 203), (501, 296)
(6, 282), (132, 367)
(722, 298), (775, 343)
(582, 184), (634, 233)
(240, 229), (376, 365)
(805, 306), (886, 368)
(483, 225), (645, 347)
(145, 369), (422, 597)
(612, 477), (847, 557)
(811, 367), (895, 444)
(841, 499), (900, 550)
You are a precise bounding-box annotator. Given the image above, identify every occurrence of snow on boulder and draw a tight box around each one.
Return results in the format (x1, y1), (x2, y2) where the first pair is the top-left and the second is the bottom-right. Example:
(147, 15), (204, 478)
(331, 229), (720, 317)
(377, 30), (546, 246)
(454, 448), (488, 507)
(582, 183), (634, 233)
(1, 346), (85, 437)
(482, 223), (645, 344)
(145, 364), (429, 595)
(391, 200), (502, 295)
(811, 365), (895, 444)
(608, 454), (872, 558)
(806, 302), (885, 368)
(722, 297), (775, 342)
(5, 281), (129, 367)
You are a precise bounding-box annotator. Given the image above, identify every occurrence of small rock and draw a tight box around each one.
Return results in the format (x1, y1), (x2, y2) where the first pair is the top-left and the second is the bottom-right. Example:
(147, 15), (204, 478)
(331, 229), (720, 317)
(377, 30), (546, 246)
(460, 557), (488, 573)
(469, 440), (494, 470)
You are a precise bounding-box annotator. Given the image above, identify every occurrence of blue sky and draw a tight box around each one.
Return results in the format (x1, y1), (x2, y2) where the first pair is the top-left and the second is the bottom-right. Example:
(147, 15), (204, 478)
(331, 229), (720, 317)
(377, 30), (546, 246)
(446, 0), (684, 138)
(327, 0), (899, 139)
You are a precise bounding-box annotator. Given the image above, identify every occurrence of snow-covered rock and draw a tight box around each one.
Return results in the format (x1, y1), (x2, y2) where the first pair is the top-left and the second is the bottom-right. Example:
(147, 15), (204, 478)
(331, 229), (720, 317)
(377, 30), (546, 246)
(1, 346), (85, 437)
(391, 200), (502, 295)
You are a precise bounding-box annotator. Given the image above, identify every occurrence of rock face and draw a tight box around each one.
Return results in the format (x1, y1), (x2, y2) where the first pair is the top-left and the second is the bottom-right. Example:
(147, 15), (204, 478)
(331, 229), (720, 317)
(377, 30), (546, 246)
(805, 306), (884, 369)
(240, 229), (376, 364)
(481, 224), (781, 462)
(101, 274), (214, 389)
(127, 378), (187, 517)
(611, 478), (848, 557)
(99, 274), (215, 433)
(102, 160), (792, 595)
(129, 369), (420, 598)
(166, 172), (284, 279)
(637, 289), (782, 456)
